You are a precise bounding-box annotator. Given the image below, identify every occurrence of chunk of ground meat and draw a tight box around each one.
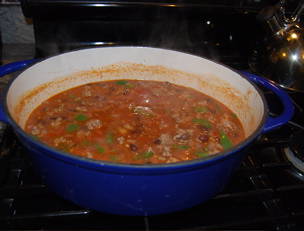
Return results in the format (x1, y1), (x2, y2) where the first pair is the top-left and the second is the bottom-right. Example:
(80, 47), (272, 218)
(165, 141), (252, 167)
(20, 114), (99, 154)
(83, 85), (92, 97)
(50, 117), (63, 127)
(53, 104), (65, 113)
(86, 119), (102, 130)
(117, 136), (125, 144)
(218, 115), (238, 135)
(133, 106), (154, 117)
(75, 106), (87, 112)
(166, 156), (180, 163)
(158, 133), (172, 145)
(207, 137), (223, 154)
(162, 146), (172, 157)
(29, 124), (46, 136)
(30, 126), (41, 136)
(198, 133), (209, 143)
(54, 136), (74, 148)
(173, 130), (191, 142)
(76, 129), (91, 138)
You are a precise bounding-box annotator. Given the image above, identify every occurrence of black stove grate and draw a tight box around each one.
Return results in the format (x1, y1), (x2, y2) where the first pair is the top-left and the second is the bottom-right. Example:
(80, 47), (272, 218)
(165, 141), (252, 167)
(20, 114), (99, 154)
(0, 89), (304, 230)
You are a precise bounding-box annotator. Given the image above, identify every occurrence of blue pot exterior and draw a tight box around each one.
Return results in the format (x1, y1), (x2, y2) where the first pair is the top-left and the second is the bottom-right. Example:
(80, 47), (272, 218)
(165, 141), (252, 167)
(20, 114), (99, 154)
(0, 48), (294, 216)
(17, 129), (248, 216)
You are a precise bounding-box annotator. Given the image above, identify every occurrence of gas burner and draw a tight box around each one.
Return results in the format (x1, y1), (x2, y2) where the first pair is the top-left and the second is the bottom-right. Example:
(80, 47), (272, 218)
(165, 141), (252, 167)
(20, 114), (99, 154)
(285, 130), (304, 173)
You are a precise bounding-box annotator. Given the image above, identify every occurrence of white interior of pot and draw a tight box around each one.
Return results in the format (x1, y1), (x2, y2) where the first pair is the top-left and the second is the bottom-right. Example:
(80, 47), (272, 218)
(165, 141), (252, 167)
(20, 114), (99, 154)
(6, 47), (265, 138)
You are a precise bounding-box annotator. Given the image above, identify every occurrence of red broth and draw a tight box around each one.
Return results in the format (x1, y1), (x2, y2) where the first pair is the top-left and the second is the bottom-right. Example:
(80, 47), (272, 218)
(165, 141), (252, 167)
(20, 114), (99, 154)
(25, 80), (245, 164)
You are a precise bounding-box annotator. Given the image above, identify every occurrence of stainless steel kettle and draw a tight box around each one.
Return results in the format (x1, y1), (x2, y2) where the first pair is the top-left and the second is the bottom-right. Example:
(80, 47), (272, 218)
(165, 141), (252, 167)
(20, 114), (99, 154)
(250, 0), (304, 92)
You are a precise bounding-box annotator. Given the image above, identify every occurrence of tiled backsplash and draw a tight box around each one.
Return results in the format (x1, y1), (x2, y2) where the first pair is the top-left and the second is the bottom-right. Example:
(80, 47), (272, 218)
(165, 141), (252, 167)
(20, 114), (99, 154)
(0, 3), (34, 44)
(0, 0), (20, 4)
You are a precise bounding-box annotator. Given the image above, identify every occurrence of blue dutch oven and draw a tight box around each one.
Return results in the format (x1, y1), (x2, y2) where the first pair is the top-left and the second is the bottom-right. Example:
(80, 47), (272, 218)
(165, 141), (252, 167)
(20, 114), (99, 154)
(0, 47), (294, 215)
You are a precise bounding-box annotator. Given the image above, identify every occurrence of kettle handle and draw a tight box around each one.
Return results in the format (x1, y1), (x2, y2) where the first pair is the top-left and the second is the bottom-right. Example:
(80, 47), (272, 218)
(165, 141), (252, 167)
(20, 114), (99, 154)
(242, 71), (294, 133)
(291, 0), (304, 22)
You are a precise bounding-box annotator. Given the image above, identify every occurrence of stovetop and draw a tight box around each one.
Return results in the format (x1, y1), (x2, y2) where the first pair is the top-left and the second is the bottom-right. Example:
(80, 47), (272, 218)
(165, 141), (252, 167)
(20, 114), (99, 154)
(0, 52), (304, 230)
(1, 0), (304, 227)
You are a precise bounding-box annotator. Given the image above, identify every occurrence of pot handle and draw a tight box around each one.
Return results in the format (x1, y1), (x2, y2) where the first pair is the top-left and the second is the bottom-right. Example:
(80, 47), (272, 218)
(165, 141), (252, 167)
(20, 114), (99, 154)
(0, 100), (6, 123)
(0, 59), (37, 77)
(0, 59), (37, 123)
(242, 71), (294, 133)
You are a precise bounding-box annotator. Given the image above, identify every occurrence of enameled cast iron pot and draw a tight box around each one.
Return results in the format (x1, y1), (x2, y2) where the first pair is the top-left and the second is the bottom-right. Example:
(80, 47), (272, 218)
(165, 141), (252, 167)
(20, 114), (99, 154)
(0, 47), (294, 215)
